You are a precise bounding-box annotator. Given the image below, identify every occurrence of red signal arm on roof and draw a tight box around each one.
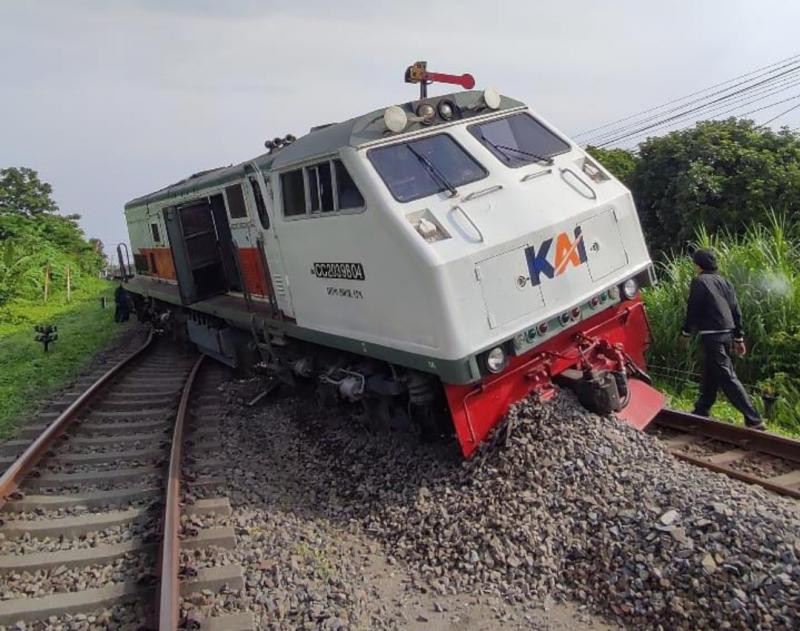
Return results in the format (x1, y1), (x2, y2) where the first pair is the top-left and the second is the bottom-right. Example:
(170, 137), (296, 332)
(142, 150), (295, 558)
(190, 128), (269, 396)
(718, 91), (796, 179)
(405, 61), (475, 91)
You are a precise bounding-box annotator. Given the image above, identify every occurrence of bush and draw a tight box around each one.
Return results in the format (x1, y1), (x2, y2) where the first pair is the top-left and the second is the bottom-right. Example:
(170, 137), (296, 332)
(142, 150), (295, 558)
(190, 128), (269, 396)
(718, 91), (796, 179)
(629, 119), (800, 258)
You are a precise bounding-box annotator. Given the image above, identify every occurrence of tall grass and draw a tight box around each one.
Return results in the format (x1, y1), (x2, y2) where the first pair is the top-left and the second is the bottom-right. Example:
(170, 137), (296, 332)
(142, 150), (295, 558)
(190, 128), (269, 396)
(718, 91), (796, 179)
(644, 213), (800, 433)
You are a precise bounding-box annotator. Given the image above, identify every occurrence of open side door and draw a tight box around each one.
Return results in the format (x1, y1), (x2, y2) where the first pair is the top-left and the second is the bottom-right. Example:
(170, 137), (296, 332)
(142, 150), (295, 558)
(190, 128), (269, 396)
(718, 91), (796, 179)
(163, 196), (234, 304)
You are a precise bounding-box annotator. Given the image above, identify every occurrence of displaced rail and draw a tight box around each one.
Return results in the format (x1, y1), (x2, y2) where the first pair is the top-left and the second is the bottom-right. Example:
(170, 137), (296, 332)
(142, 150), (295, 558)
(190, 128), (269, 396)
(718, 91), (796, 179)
(651, 408), (800, 499)
(0, 333), (246, 629)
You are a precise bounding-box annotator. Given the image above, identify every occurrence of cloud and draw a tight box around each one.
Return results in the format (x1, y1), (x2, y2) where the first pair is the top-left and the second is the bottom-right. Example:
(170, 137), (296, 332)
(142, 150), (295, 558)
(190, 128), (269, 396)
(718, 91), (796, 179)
(1, 0), (799, 253)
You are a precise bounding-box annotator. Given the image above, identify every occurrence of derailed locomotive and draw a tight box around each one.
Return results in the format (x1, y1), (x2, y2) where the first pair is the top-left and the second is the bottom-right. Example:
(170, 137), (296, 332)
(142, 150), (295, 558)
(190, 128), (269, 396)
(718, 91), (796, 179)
(123, 67), (665, 456)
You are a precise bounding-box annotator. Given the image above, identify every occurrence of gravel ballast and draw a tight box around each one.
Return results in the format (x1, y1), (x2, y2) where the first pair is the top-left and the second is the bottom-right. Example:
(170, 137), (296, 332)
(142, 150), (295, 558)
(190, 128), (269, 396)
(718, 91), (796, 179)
(218, 378), (799, 631)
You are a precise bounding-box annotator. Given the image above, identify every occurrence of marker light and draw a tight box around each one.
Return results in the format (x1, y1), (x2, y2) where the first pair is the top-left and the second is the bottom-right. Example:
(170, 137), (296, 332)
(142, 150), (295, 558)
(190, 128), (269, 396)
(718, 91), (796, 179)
(384, 106), (408, 133)
(559, 312), (571, 326)
(486, 347), (507, 374)
(483, 87), (501, 110)
(538, 322), (549, 335)
(525, 328), (537, 342)
(608, 287), (619, 300)
(622, 278), (639, 300)
(416, 102), (436, 124)
(571, 306), (581, 319)
(590, 296), (600, 308)
(438, 99), (455, 120)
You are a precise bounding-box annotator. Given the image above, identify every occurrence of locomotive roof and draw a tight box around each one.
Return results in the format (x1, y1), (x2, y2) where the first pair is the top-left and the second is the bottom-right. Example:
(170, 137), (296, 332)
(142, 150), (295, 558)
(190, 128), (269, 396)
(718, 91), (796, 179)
(125, 90), (524, 209)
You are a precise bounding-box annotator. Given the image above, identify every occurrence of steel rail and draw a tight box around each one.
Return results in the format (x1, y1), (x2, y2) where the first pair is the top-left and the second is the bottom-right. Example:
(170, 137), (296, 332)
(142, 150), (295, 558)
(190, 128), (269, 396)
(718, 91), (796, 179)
(653, 408), (800, 499)
(0, 328), (155, 511)
(158, 354), (205, 630)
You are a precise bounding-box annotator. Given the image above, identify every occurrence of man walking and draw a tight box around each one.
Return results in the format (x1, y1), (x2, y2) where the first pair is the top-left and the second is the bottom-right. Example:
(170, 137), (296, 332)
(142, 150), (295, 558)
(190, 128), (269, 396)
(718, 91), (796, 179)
(678, 249), (765, 430)
(114, 281), (131, 323)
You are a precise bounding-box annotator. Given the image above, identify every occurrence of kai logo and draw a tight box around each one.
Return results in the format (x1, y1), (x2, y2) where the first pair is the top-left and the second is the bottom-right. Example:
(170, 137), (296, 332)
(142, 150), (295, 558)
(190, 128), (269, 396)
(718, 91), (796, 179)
(525, 227), (588, 286)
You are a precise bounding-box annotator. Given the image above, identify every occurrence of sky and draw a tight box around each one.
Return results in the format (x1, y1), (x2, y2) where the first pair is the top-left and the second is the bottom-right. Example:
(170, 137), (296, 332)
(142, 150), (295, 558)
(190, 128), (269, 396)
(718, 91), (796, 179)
(2, 0), (800, 254)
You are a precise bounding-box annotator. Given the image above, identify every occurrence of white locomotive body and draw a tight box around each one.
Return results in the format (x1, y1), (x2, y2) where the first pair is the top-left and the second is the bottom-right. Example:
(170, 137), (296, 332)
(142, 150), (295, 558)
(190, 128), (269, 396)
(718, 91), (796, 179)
(124, 87), (662, 455)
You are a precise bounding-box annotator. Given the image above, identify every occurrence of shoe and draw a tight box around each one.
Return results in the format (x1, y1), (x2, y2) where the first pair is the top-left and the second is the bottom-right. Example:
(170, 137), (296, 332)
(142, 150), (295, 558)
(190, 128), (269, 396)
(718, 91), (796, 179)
(746, 422), (767, 431)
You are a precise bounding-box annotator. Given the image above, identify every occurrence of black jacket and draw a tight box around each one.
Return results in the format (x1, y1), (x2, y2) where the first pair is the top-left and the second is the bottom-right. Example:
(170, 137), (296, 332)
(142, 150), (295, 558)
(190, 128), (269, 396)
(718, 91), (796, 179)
(681, 272), (744, 340)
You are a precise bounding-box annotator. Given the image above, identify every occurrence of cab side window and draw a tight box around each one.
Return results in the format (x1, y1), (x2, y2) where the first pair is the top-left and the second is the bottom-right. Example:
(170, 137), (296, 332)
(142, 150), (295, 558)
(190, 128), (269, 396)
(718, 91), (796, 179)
(334, 160), (365, 209)
(225, 184), (248, 219)
(281, 170), (306, 217)
(281, 158), (364, 218)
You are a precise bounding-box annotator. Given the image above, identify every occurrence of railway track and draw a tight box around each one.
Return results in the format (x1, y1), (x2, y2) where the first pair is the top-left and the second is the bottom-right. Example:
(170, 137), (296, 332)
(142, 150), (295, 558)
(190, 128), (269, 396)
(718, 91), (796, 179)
(0, 331), (251, 630)
(651, 408), (800, 499)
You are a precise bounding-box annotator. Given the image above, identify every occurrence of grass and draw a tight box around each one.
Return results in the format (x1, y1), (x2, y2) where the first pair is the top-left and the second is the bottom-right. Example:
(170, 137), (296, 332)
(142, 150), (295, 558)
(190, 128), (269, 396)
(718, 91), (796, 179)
(654, 376), (748, 425)
(657, 378), (800, 439)
(0, 279), (129, 438)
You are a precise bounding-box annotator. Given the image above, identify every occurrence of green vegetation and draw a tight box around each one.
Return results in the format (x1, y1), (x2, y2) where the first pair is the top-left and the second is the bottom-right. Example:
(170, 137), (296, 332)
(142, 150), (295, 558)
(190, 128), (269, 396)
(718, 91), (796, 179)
(590, 119), (800, 259)
(643, 216), (800, 435)
(0, 280), (125, 438)
(0, 167), (106, 308)
(0, 166), (121, 438)
(589, 120), (800, 434)
(586, 146), (638, 185)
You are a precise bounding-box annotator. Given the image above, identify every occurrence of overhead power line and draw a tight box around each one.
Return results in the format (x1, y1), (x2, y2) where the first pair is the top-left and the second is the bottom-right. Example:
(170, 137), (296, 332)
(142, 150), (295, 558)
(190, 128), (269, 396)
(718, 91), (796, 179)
(573, 52), (800, 139)
(584, 69), (800, 145)
(590, 76), (800, 147)
(609, 92), (800, 150)
(583, 60), (800, 147)
(758, 101), (800, 128)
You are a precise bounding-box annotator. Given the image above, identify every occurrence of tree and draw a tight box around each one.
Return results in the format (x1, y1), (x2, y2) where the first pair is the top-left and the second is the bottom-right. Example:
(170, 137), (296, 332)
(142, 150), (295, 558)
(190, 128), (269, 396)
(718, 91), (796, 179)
(0, 167), (59, 218)
(628, 119), (800, 256)
(0, 167), (105, 303)
(586, 146), (638, 185)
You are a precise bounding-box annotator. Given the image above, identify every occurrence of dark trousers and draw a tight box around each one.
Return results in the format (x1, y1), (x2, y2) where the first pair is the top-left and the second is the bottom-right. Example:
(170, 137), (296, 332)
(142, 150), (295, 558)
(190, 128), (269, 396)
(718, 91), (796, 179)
(114, 303), (130, 323)
(693, 332), (762, 426)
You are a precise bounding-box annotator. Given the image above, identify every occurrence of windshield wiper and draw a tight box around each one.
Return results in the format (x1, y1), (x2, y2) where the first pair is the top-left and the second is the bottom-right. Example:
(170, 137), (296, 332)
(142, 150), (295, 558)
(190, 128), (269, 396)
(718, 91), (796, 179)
(478, 132), (553, 165)
(494, 143), (554, 165)
(406, 144), (458, 197)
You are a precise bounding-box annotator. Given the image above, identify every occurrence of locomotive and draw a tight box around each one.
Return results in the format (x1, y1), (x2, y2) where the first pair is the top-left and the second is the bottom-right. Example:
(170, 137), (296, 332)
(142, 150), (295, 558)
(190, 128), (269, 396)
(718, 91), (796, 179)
(122, 63), (665, 456)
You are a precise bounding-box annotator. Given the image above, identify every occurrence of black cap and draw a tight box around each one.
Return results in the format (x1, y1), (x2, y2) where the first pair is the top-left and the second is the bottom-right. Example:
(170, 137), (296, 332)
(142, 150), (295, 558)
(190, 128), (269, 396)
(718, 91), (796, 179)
(692, 249), (718, 272)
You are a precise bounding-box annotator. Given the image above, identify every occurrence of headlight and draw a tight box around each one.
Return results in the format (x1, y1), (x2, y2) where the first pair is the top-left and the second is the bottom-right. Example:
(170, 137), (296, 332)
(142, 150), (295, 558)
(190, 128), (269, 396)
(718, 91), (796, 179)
(384, 106), (408, 133)
(485, 346), (507, 373)
(416, 102), (436, 124)
(483, 87), (501, 110)
(438, 100), (455, 120)
(622, 278), (638, 299)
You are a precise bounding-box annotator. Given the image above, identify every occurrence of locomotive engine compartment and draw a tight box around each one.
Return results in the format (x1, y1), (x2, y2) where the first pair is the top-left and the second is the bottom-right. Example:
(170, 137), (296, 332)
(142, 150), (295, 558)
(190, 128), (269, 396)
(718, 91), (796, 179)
(122, 84), (664, 457)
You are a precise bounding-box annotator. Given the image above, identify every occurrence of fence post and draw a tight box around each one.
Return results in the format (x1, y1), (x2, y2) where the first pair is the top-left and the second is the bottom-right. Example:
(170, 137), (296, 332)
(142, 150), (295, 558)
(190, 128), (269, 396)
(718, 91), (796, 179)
(43, 264), (50, 303)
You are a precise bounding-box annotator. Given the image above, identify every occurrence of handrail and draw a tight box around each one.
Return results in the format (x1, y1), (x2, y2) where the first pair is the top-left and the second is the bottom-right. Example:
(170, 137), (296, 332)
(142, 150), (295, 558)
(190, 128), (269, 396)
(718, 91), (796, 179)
(116, 243), (133, 279)
(451, 206), (485, 243)
(0, 327), (155, 511)
(521, 168), (553, 183)
(158, 353), (205, 630)
(559, 167), (597, 200)
(462, 184), (503, 201)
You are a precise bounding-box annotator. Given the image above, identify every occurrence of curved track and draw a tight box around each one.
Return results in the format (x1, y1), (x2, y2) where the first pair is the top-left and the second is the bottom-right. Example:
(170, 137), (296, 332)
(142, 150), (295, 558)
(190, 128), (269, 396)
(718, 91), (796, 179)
(651, 408), (800, 499)
(0, 332), (248, 630)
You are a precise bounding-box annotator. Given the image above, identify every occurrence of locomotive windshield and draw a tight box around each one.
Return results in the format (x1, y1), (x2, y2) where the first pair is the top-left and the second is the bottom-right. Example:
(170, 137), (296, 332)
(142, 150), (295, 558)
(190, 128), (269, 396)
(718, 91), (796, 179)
(469, 113), (570, 167)
(368, 134), (487, 202)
